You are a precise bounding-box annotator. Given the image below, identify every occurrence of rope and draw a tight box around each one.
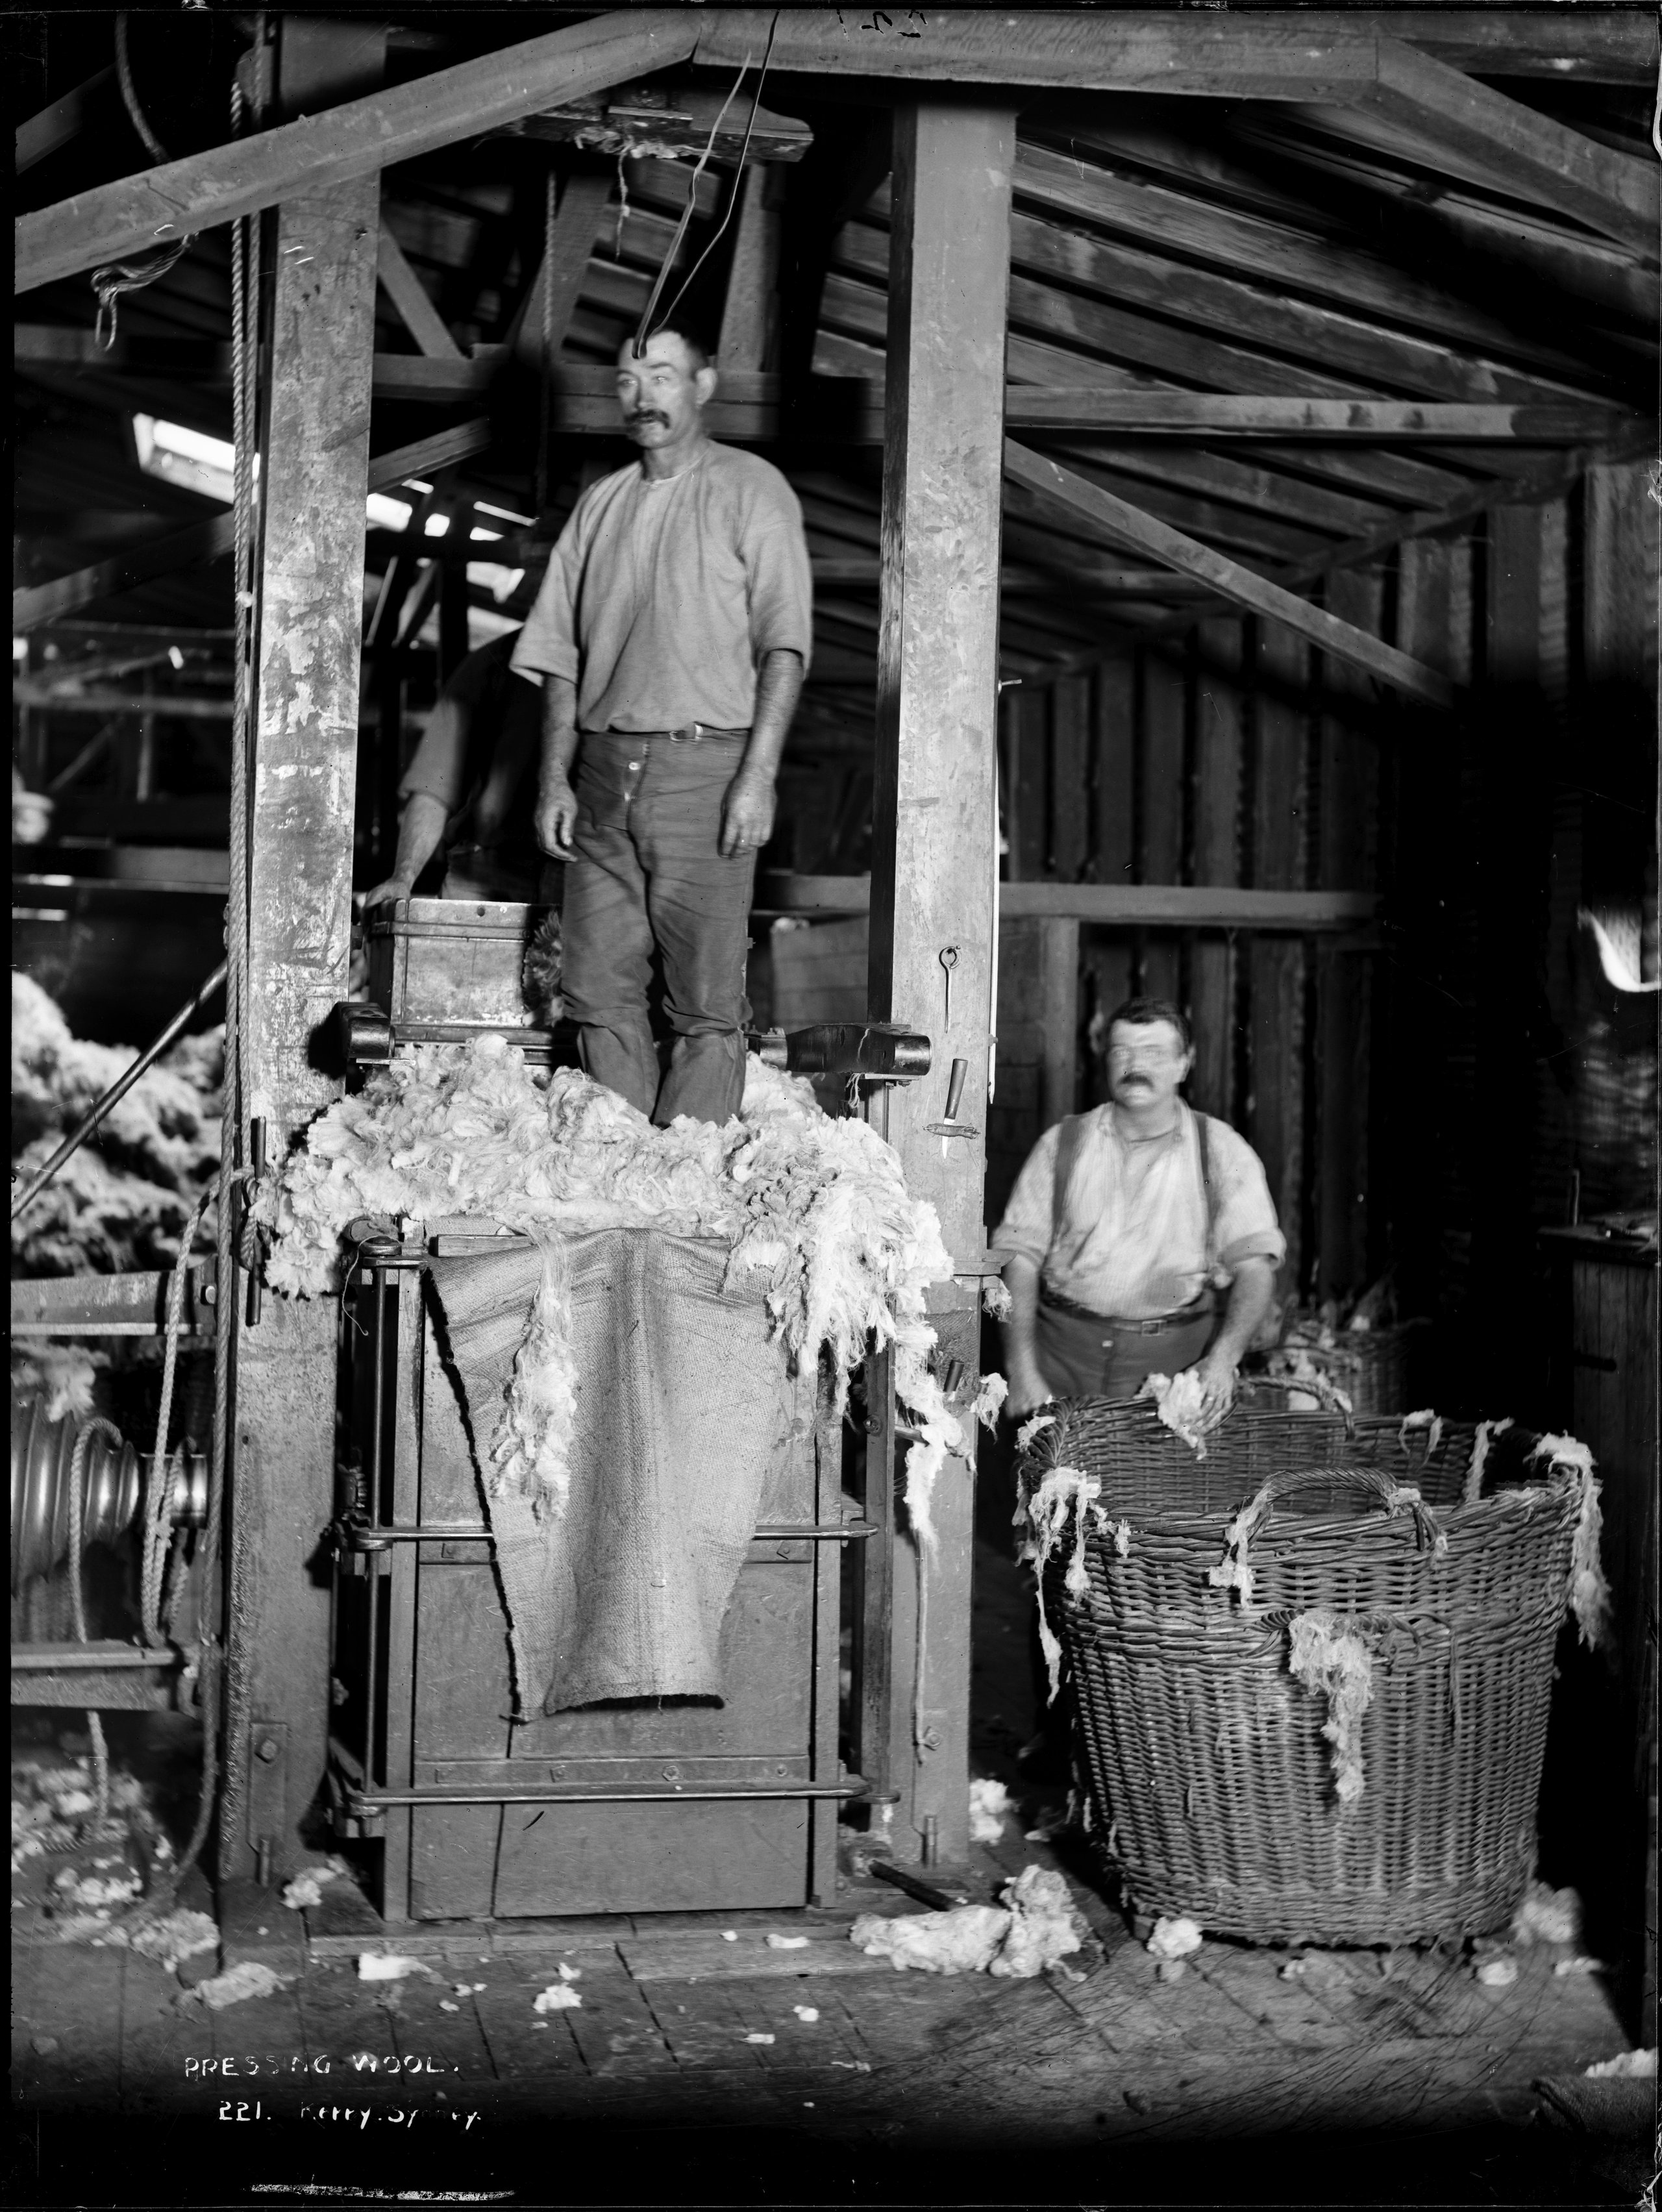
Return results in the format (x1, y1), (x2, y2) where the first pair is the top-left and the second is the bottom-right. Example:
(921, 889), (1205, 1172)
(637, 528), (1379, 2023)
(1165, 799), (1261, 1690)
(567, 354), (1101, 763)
(66, 1415), (123, 1828)
(148, 74), (260, 1909)
(142, 1186), (215, 1646)
(115, 12), (169, 163)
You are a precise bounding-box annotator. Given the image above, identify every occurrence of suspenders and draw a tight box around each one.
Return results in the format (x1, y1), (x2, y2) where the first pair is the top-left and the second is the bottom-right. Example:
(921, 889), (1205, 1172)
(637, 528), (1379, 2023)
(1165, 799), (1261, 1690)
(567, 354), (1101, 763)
(1050, 1107), (1219, 1273)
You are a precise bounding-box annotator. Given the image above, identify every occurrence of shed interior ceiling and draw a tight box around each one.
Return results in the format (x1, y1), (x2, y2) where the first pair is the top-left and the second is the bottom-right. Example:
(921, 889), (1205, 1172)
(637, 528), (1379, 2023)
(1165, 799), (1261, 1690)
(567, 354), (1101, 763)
(12, 10), (1657, 781)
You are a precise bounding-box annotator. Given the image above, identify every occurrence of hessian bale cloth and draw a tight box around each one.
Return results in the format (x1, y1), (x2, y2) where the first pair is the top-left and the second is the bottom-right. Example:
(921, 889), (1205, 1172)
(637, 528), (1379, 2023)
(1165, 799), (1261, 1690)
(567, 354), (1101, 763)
(426, 1226), (809, 1714)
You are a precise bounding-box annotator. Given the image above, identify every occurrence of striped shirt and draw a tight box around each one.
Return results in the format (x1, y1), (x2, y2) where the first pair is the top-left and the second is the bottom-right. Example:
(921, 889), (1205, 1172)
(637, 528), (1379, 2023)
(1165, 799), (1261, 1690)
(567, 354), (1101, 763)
(993, 1101), (1285, 1320)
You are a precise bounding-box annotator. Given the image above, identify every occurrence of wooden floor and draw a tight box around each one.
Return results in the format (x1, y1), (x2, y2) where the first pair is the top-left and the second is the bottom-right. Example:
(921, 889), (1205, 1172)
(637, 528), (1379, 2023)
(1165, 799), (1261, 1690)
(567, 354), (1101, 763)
(12, 1814), (1645, 2209)
(12, 1542), (1650, 2206)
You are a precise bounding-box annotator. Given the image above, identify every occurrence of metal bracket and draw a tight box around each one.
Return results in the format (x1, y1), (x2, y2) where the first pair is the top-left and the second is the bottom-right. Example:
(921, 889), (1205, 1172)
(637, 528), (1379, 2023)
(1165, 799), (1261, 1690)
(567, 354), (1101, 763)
(245, 1719), (289, 1860)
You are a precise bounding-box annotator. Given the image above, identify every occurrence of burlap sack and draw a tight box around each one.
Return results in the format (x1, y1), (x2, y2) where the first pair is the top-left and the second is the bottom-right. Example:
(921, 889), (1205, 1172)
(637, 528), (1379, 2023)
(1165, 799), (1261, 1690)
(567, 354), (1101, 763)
(425, 1226), (806, 1714)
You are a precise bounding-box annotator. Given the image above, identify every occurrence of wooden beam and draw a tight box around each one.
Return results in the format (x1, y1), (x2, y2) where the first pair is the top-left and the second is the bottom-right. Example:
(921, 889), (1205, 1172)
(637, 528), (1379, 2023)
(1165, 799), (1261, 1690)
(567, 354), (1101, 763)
(367, 419), (491, 491)
(13, 682), (231, 718)
(224, 160), (382, 1886)
(1011, 142), (1630, 375)
(696, 12), (1380, 99)
(15, 13), (699, 295)
(1004, 440), (1456, 708)
(1356, 38), (1660, 256)
(366, 351), (1630, 446)
(16, 325), (231, 377)
(1004, 391), (1637, 442)
(699, 10), (1660, 89)
(998, 203), (1607, 408)
(760, 875), (1379, 929)
(14, 515), (236, 632)
(866, 101), (1013, 1865)
(16, 68), (114, 174)
(508, 169), (615, 373)
(377, 217), (462, 360)
(1336, 12), (1657, 83)
(717, 164), (782, 371)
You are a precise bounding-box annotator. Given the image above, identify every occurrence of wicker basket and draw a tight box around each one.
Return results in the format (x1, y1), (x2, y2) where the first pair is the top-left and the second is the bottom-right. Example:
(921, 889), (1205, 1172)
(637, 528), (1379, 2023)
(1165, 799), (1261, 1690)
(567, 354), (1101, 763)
(1022, 1399), (1591, 1947)
(1256, 1319), (1430, 1416)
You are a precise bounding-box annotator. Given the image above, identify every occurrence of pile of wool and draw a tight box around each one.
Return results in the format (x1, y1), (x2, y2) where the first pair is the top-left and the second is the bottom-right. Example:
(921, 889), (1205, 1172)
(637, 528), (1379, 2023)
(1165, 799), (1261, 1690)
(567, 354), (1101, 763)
(1287, 1610), (1374, 1806)
(850, 1865), (1086, 1979)
(1137, 1368), (1217, 1456)
(260, 1039), (978, 1502)
(1512, 1880), (1583, 1948)
(1528, 1434), (1613, 1650)
(11, 974), (221, 1278)
(10, 1345), (103, 1421)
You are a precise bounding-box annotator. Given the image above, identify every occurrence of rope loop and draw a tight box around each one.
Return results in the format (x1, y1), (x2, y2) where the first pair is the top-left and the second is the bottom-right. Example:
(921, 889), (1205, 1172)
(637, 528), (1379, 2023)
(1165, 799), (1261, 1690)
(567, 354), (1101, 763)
(92, 236), (193, 352)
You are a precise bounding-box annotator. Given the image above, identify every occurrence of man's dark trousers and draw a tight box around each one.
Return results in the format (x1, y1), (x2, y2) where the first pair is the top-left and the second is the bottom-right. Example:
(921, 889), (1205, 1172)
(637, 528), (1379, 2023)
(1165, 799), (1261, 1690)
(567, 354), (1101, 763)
(561, 728), (754, 1125)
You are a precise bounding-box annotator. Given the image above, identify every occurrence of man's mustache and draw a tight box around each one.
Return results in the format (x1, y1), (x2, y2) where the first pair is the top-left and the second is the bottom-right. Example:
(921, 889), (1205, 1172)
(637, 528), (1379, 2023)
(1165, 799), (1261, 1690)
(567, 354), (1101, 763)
(627, 410), (669, 429)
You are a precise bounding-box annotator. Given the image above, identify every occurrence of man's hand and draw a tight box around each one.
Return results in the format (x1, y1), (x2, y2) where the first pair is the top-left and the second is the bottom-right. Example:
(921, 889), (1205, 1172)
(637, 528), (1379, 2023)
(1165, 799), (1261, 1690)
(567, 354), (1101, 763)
(1187, 1345), (1239, 1424)
(1006, 1360), (1056, 1421)
(535, 775), (578, 856)
(360, 875), (414, 912)
(719, 769), (775, 859)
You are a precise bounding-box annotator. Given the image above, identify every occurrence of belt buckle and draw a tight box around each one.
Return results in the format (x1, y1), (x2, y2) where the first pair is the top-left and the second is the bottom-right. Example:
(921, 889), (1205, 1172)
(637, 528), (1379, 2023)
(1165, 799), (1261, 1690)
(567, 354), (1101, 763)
(669, 722), (701, 743)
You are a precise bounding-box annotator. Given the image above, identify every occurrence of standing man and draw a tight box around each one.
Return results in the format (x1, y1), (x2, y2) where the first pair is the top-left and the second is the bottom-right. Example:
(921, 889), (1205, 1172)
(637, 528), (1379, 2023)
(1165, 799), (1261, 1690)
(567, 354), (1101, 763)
(362, 625), (558, 908)
(995, 997), (1284, 1417)
(510, 321), (812, 1125)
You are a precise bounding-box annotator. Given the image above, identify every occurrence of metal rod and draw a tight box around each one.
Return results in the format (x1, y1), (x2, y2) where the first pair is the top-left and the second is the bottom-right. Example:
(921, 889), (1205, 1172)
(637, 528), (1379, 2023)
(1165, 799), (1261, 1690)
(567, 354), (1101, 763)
(11, 960), (229, 1220)
(244, 1116), (265, 1325)
(10, 1642), (190, 1671)
(343, 1781), (891, 1809)
(340, 1520), (878, 1548)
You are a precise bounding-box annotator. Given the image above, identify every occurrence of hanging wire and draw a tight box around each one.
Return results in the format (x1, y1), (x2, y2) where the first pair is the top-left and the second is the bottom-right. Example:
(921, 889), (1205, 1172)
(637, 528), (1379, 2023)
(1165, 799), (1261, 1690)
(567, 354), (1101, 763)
(652, 10), (780, 348)
(115, 11), (169, 163)
(96, 16), (199, 349)
(630, 16), (777, 356)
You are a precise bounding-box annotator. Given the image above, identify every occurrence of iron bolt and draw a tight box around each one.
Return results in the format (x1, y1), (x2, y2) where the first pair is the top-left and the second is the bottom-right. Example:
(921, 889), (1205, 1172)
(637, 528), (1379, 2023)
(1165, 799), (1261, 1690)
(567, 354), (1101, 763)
(255, 1737), (280, 1763)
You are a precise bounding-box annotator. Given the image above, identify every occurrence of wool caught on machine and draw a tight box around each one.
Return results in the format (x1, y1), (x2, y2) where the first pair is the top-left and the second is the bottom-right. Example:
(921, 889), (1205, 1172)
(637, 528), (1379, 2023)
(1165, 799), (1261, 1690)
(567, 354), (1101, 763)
(260, 1039), (1001, 1539)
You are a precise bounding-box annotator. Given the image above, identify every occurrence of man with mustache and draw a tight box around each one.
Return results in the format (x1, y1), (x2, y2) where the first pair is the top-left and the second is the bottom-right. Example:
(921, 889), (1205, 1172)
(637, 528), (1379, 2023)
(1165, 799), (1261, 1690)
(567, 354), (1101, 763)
(509, 321), (812, 1125)
(995, 997), (1283, 1420)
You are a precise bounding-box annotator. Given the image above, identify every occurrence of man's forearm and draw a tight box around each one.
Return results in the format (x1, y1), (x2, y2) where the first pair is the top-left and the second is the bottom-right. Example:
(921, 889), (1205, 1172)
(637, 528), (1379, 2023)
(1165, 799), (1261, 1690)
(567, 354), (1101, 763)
(1211, 1256), (1276, 1363)
(539, 676), (580, 789)
(1000, 1254), (1043, 1375)
(738, 649), (804, 784)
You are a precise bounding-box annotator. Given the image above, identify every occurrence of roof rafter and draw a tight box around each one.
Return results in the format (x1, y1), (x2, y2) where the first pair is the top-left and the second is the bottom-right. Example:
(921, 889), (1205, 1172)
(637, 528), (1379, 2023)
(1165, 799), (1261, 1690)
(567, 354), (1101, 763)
(1003, 440), (1456, 706)
(15, 12), (698, 295)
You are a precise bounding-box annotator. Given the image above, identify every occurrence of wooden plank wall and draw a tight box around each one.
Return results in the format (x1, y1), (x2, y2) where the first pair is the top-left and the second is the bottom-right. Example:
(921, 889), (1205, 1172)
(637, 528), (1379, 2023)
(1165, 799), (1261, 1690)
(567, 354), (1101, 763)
(993, 459), (1657, 1418)
(995, 610), (1385, 1304)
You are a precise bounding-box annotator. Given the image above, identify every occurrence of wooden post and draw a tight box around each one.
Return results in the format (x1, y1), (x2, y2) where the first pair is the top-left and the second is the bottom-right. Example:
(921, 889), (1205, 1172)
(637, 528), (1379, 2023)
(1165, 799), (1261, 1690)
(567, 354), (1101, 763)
(867, 102), (1012, 1864)
(717, 164), (782, 371)
(221, 22), (384, 1893)
(1191, 617), (1244, 1122)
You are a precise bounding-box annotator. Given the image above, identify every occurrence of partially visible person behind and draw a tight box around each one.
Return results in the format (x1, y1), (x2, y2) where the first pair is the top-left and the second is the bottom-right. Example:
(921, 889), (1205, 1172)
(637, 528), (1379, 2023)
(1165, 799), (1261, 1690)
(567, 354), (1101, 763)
(995, 996), (1284, 1420)
(362, 625), (560, 910)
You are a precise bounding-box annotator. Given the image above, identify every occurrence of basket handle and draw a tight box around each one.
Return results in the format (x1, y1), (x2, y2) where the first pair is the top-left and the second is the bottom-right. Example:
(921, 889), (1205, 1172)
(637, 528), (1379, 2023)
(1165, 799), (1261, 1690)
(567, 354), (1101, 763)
(1247, 1463), (1443, 1543)
(1209, 1465), (1445, 1615)
(1238, 1371), (1356, 1425)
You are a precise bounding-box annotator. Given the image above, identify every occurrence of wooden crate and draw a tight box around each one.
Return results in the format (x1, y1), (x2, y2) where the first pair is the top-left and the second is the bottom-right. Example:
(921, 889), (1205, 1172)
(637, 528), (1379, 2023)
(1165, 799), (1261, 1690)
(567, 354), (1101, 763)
(366, 896), (551, 1028)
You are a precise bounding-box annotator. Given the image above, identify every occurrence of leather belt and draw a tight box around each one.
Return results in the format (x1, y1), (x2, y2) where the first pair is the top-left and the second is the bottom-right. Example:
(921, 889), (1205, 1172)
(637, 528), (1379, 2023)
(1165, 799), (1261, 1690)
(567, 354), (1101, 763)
(1041, 1291), (1215, 1334)
(591, 724), (750, 744)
